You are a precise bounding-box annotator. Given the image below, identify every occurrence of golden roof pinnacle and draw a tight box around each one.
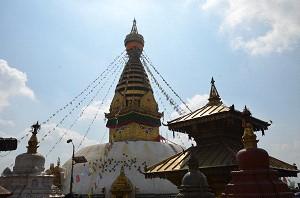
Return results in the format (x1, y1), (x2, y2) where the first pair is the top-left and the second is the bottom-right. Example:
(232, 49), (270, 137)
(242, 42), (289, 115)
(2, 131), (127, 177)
(27, 121), (41, 154)
(131, 18), (138, 34)
(208, 77), (222, 106)
(242, 106), (258, 149)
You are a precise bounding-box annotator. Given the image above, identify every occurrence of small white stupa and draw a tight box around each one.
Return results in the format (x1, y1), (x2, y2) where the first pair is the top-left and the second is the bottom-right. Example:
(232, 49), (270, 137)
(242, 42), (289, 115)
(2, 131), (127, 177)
(62, 20), (183, 197)
(0, 122), (61, 198)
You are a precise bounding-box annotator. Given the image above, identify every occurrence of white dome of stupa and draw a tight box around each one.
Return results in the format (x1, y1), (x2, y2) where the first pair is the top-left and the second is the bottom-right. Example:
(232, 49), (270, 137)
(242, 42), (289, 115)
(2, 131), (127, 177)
(62, 141), (183, 196)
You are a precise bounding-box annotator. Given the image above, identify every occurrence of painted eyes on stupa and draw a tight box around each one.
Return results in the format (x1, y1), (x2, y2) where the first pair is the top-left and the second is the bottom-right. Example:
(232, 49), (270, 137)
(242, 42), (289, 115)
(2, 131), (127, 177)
(145, 128), (153, 133)
(139, 125), (153, 133)
(116, 126), (126, 133)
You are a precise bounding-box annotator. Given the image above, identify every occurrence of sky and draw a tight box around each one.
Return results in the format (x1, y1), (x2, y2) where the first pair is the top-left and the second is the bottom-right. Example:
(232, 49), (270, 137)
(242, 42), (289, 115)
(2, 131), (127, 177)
(0, 0), (299, 183)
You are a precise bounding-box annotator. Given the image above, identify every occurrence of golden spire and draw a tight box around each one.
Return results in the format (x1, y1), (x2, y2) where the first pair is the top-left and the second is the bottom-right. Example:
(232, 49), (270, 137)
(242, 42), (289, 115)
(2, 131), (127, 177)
(242, 106), (258, 149)
(106, 20), (161, 143)
(131, 18), (138, 34)
(207, 77), (222, 106)
(124, 18), (144, 49)
(27, 121), (40, 154)
(57, 157), (60, 167)
(120, 166), (125, 176)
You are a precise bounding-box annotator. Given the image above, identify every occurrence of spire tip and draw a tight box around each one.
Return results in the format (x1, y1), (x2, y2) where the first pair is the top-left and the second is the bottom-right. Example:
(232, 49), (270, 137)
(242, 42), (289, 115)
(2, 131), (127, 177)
(208, 77), (222, 105)
(131, 18), (138, 34)
(243, 105), (252, 116)
(211, 77), (215, 84)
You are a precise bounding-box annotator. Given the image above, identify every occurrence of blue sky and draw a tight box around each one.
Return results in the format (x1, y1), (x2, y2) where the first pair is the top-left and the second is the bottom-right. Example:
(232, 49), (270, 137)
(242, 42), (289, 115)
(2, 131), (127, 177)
(0, 0), (299, 182)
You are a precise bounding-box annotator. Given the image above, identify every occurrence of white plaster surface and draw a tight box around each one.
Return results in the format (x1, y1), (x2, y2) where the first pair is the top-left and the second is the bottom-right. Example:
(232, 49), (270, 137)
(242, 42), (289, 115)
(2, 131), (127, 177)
(62, 141), (183, 195)
(13, 152), (45, 175)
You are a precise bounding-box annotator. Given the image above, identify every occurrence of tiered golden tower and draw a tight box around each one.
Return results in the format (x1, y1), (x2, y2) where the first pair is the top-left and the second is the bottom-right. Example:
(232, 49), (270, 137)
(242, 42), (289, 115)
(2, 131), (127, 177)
(105, 20), (162, 142)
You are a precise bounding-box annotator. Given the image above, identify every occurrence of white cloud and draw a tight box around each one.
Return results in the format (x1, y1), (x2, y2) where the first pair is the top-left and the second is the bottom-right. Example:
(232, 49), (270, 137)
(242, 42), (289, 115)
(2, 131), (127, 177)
(201, 0), (300, 55)
(263, 139), (300, 184)
(167, 131), (196, 149)
(171, 94), (208, 119)
(0, 119), (15, 127)
(184, 94), (209, 111)
(0, 59), (35, 110)
(80, 100), (110, 120)
(0, 130), (10, 137)
(63, 0), (160, 25)
(166, 94), (210, 148)
(39, 124), (98, 167)
(39, 123), (98, 148)
(3, 124), (98, 168)
(201, 0), (227, 11)
(0, 122), (99, 173)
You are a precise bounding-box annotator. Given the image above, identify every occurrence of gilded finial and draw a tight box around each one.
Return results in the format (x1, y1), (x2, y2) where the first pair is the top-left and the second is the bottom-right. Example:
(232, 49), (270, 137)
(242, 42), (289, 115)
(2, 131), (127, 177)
(111, 165), (133, 192)
(120, 166), (125, 176)
(207, 77), (222, 106)
(242, 105), (252, 117)
(124, 18), (144, 48)
(211, 77), (215, 85)
(57, 157), (60, 167)
(27, 121), (41, 154)
(242, 107), (258, 149)
(131, 18), (138, 34)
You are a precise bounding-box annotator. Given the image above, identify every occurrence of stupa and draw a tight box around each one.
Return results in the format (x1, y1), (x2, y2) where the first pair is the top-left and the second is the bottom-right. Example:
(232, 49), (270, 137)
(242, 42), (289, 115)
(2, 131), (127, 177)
(62, 19), (183, 197)
(221, 107), (294, 197)
(45, 157), (65, 192)
(0, 122), (57, 198)
(176, 150), (215, 198)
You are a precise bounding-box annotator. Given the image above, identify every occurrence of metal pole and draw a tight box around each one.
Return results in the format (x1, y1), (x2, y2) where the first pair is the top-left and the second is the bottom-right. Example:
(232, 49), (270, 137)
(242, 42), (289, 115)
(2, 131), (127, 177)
(70, 142), (74, 195)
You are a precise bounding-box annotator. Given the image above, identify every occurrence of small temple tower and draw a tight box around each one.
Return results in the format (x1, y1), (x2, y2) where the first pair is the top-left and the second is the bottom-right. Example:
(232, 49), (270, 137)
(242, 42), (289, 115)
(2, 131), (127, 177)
(221, 107), (294, 197)
(0, 122), (60, 198)
(13, 122), (45, 175)
(105, 19), (162, 142)
(176, 151), (215, 198)
(111, 166), (134, 198)
(46, 157), (65, 190)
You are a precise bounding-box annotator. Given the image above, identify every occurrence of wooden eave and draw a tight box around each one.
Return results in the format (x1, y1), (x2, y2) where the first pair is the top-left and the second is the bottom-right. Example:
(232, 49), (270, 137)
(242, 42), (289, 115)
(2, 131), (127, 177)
(0, 185), (12, 195)
(145, 145), (299, 178)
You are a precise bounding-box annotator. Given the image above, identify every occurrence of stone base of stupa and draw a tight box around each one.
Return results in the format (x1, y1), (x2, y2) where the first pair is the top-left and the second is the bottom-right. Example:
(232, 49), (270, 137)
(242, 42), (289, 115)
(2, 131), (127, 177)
(0, 175), (56, 198)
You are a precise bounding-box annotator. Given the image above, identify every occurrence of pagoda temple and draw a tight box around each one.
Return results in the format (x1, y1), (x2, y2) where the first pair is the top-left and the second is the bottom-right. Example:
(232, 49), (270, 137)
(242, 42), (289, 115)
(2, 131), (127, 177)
(145, 78), (299, 196)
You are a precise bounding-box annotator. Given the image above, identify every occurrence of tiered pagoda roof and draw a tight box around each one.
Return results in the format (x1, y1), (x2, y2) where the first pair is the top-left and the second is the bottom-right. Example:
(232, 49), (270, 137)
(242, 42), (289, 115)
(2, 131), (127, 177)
(115, 48), (152, 100)
(105, 19), (162, 142)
